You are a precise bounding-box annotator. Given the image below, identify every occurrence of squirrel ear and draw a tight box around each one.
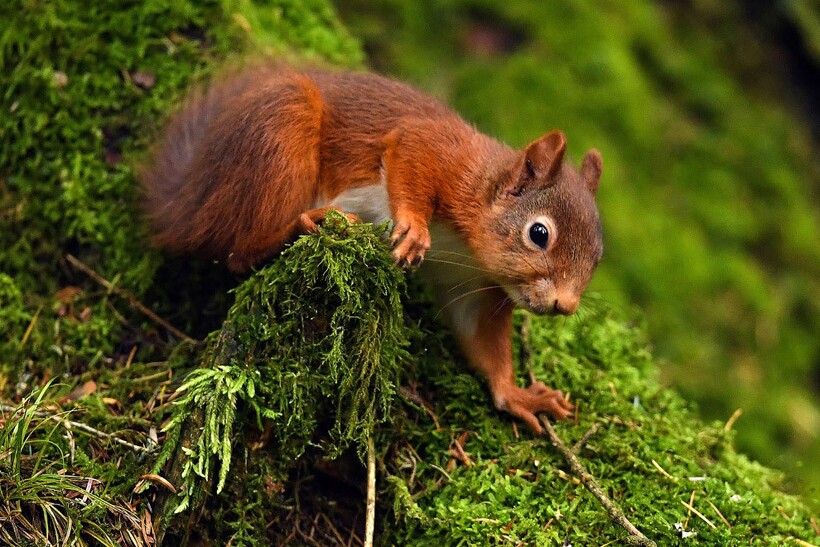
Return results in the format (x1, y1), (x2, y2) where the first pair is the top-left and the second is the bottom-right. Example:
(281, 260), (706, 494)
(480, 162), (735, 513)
(503, 131), (566, 197)
(580, 149), (602, 194)
(526, 130), (566, 181)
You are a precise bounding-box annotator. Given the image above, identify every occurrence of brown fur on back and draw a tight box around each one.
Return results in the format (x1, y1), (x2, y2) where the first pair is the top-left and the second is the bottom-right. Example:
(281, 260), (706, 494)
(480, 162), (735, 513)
(139, 66), (456, 264)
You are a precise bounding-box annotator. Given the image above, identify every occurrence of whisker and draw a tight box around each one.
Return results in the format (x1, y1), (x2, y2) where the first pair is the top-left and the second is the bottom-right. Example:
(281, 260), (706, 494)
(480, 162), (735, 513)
(539, 249), (551, 276)
(490, 295), (512, 317)
(422, 257), (495, 275)
(519, 253), (541, 277)
(434, 285), (501, 320)
(426, 249), (480, 260)
(447, 273), (492, 293)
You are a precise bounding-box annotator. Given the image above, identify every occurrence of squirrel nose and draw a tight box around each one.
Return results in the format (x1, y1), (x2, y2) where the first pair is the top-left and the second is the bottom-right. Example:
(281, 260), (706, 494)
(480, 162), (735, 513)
(553, 294), (580, 315)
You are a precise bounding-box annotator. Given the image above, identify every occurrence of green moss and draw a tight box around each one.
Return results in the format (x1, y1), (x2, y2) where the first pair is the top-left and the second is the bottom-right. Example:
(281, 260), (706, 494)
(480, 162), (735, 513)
(0, 273), (28, 364)
(0, 0), (365, 543)
(0, 0), (360, 298)
(382, 308), (819, 545)
(156, 214), (411, 519)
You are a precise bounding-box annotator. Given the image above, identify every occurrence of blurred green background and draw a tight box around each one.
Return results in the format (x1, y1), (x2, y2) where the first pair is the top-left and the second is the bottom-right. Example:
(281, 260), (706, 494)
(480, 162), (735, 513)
(333, 0), (820, 497)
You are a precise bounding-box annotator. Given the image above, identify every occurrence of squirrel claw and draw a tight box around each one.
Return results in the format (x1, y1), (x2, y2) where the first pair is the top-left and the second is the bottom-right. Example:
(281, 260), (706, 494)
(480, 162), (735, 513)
(495, 381), (574, 433)
(390, 219), (430, 267)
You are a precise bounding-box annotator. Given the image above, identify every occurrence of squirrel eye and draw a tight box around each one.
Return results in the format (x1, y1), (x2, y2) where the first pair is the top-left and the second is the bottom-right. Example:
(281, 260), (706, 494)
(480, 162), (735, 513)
(529, 223), (549, 249)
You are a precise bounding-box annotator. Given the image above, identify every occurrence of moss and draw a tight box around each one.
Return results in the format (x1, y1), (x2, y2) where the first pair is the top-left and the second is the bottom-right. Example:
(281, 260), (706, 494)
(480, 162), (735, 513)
(0, 0), (364, 543)
(152, 214), (413, 542)
(0, 0), (360, 298)
(381, 308), (819, 545)
(0, 274), (28, 366)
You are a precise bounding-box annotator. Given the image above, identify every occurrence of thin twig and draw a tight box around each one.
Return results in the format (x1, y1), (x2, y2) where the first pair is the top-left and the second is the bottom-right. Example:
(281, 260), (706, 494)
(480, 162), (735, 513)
(651, 459), (677, 481)
(680, 500), (717, 529)
(517, 320), (655, 546)
(572, 421), (601, 454)
(706, 499), (731, 529)
(539, 415), (656, 546)
(319, 512), (347, 546)
(399, 386), (441, 430)
(135, 473), (177, 494)
(724, 409), (743, 432)
(449, 432), (473, 467)
(684, 490), (696, 529)
(0, 404), (154, 454)
(364, 436), (376, 547)
(19, 304), (43, 349)
(65, 253), (198, 345)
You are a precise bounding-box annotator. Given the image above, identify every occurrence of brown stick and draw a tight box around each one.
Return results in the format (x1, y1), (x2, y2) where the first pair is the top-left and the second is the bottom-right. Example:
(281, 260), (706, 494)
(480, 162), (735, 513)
(539, 415), (655, 546)
(517, 319), (655, 546)
(65, 254), (198, 345)
(572, 421), (602, 454)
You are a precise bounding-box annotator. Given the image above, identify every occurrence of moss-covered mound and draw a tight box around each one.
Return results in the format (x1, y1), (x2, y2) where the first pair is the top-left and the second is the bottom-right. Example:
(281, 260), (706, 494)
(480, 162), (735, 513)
(1, 0), (818, 545)
(381, 307), (819, 545)
(150, 213), (410, 526)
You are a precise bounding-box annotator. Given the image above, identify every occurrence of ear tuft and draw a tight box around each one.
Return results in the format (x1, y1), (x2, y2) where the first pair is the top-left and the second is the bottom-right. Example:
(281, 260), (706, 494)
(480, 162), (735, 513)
(580, 149), (602, 194)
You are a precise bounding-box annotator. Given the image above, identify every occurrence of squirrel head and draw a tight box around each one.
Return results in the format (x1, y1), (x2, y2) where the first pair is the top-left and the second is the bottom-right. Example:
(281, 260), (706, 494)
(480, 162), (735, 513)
(476, 130), (603, 316)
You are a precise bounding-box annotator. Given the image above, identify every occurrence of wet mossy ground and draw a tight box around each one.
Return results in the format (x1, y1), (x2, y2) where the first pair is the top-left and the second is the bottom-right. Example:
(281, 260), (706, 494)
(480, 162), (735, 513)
(1, 0), (818, 545)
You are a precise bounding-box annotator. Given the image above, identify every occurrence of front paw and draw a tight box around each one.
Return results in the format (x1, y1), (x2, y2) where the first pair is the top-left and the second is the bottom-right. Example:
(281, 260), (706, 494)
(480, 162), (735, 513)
(495, 381), (574, 433)
(390, 217), (430, 267)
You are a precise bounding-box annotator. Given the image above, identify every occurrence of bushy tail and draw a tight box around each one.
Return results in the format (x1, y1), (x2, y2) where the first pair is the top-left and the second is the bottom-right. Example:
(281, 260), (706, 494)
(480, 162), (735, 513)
(138, 70), (267, 254)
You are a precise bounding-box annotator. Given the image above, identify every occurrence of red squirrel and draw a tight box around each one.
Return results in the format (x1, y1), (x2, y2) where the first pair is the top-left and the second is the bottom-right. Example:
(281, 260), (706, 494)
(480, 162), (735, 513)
(140, 64), (603, 433)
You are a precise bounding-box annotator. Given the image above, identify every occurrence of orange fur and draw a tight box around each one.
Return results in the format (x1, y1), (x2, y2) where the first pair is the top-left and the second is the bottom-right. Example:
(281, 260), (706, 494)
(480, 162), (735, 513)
(139, 65), (604, 432)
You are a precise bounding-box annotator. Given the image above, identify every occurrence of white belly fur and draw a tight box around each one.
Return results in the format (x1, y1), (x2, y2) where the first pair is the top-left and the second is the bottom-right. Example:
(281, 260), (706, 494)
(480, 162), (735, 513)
(422, 222), (492, 338)
(321, 184), (491, 338)
(323, 183), (393, 227)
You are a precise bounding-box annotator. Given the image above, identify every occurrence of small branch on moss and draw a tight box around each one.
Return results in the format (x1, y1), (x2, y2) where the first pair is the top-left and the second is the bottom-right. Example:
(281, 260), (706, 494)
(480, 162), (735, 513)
(134, 473), (177, 494)
(319, 512), (347, 545)
(400, 386), (441, 430)
(651, 459), (677, 481)
(724, 408), (743, 432)
(683, 490), (696, 528)
(572, 421), (602, 454)
(787, 538), (820, 547)
(18, 304), (42, 349)
(539, 416), (655, 546)
(705, 499), (731, 529)
(680, 499), (717, 529)
(65, 253), (198, 345)
(0, 404), (155, 454)
(364, 436), (376, 547)
(516, 318), (655, 546)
